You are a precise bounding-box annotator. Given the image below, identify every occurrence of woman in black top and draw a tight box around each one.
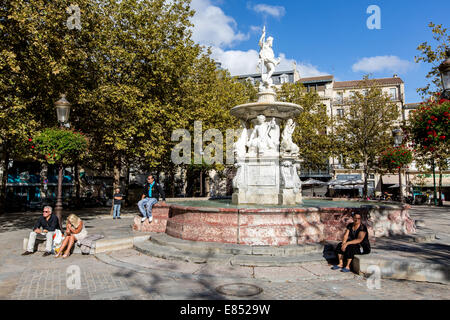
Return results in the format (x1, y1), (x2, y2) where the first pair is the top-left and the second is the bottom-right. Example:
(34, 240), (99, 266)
(332, 212), (371, 272)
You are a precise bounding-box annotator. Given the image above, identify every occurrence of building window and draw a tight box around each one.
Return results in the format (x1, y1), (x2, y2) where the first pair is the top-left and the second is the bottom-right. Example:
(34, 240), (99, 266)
(390, 88), (397, 100)
(279, 74), (289, 84)
(369, 174), (375, 179)
(336, 92), (343, 104)
(337, 109), (344, 118)
(245, 77), (255, 85)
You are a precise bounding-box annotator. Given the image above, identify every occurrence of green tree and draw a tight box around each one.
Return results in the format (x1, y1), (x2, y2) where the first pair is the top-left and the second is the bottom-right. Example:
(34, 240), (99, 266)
(31, 127), (88, 223)
(406, 97), (449, 204)
(0, 0), (94, 212)
(277, 82), (336, 171)
(415, 23), (450, 97)
(334, 77), (400, 197)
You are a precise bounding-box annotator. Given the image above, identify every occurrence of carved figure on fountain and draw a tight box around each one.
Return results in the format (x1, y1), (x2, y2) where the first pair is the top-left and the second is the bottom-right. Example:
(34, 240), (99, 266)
(280, 118), (299, 156)
(258, 26), (281, 92)
(233, 120), (248, 160)
(247, 115), (279, 157)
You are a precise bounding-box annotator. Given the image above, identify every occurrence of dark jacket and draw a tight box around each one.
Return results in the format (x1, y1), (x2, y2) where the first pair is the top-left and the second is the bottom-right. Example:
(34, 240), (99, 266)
(33, 214), (59, 232)
(142, 182), (165, 201)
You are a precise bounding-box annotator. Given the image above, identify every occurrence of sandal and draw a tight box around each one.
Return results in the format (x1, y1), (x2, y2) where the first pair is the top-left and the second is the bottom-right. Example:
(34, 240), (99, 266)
(341, 268), (351, 273)
(331, 265), (342, 270)
(63, 254), (69, 259)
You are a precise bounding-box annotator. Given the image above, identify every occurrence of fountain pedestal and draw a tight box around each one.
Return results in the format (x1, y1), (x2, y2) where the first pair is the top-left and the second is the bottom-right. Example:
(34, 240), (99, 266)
(232, 156), (302, 205)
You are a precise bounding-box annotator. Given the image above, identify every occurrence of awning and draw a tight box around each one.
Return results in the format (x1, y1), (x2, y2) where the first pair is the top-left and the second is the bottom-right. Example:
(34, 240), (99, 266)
(381, 175), (399, 184)
(409, 174), (450, 187)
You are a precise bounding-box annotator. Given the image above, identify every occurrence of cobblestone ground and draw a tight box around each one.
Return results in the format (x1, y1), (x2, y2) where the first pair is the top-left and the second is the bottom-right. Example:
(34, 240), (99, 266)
(2, 249), (449, 300)
(0, 205), (449, 300)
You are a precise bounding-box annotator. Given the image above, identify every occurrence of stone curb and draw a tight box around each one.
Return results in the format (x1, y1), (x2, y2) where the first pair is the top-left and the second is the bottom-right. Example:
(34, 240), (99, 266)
(353, 255), (450, 285)
(23, 234), (150, 255)
(133, 240), (335, 267)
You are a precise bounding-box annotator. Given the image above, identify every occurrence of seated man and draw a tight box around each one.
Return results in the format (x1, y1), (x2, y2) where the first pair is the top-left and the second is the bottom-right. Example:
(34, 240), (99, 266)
(331, 212), (371, 272)
(22, 206), (59, 257)
(138, 175), (165, 223)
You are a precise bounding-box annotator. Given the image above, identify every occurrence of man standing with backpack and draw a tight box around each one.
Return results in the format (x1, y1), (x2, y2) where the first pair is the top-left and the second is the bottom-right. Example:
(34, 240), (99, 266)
(138, 175), (165, 223)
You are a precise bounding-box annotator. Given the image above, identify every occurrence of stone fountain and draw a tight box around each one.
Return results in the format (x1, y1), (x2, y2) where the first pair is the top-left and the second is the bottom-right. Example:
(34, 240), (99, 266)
(132, 27), (416, 247)
(230, 26), (303, 205)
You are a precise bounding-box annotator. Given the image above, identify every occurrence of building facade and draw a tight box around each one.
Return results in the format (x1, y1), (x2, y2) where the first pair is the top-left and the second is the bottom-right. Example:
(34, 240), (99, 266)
(235, 69), (433, 198)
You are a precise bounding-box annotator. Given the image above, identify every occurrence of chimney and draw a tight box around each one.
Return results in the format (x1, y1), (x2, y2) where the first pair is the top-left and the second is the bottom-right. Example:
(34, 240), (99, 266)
(393, 74), (398, 78)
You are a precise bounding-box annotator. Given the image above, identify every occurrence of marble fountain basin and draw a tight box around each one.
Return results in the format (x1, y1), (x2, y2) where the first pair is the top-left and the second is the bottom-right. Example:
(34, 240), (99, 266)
(132, 199), (416, 246)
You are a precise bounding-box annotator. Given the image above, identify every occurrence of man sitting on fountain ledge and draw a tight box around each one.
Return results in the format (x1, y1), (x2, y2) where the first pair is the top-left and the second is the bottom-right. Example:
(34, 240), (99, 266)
(138, 175), (165, 223)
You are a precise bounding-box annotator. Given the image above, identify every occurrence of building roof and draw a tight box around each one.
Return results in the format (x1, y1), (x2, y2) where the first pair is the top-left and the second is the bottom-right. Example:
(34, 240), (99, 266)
(334, 77), (404, 89)
(297, 75), (334, 84)
(404, 103), (421, 109)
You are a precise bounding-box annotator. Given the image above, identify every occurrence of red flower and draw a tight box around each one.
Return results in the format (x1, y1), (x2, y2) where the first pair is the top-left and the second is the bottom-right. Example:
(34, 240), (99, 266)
(31, 146), (34, 149)
(441, 135), (446, 140)
(428, 120), (432, 124)
(28, 138), (32, 142)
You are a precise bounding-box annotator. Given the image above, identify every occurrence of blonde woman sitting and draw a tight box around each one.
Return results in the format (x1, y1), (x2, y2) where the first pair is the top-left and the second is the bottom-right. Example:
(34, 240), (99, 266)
(55, 214), (88, 258)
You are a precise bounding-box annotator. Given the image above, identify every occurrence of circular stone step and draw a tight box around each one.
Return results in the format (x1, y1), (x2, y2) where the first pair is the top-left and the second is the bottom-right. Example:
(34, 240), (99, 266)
(149, 233), (327, 256)
(133, 233), (337, 267)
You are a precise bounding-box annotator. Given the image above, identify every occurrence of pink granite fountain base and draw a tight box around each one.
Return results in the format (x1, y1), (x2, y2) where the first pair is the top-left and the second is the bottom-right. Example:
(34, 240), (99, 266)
(133, 202), (415, 246)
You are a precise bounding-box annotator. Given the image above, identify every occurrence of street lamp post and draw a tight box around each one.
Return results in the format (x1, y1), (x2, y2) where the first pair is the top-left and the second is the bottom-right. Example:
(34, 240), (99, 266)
(435, 48), (450, 205)
(54, 94), (71, 228)
(438, 49), (450, 100)
(392, 128), (404, 203)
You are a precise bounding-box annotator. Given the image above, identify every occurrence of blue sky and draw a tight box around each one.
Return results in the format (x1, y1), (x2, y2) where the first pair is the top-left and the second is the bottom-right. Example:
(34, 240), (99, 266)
(189, 0), (450, 103)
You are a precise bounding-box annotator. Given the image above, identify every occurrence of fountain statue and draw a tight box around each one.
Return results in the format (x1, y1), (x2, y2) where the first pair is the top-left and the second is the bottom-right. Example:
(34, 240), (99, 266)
(230, 27), (303, 205)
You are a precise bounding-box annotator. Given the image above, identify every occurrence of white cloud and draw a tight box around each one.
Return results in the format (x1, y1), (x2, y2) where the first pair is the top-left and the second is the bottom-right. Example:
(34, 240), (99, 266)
(211, 47), (259, 75)
(191, 0), (248, 48)
(252, 4), (286, 18)
(211, 48), (328, 78)
(190, 1), (326, 78)
(352, 56), (412, 74)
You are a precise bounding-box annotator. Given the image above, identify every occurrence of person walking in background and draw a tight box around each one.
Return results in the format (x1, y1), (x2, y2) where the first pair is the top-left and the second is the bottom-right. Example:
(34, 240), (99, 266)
(138, 175), (165, 223)
(113, 188), (123, 220)
(22, 206), (59, 256)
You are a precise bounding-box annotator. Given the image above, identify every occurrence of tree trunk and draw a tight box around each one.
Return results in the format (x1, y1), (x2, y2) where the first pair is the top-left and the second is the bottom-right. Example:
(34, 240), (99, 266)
(0, 144), (9, 214)
(75, 163), (80, 206)
(438, 167), (443, 206)
(111, 155), (121, 215)
(199, 170), (203, 197)
(40, 162), (48, 203)
(363, 156), (369, 198)
(125, 162), (130, 207)
(170, 166), (175, 198)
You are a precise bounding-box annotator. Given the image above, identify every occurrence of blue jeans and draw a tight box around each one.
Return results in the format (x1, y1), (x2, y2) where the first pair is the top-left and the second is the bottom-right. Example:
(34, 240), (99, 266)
(138, 198), (158, 218)
(113, 204), (121, 218)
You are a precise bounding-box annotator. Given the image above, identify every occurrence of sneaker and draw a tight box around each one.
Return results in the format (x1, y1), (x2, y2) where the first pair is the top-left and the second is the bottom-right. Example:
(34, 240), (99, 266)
(42, 252), (52, 257)
(22, 251), (34, 256)
(141, 217), (147, 223)
(118, 217), (121, 219)
(148, 216), (153, 223)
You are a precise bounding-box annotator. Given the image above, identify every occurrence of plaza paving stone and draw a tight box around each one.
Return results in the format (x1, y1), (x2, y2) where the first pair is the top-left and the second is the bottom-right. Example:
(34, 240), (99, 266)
(0, 205), (448, 300)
